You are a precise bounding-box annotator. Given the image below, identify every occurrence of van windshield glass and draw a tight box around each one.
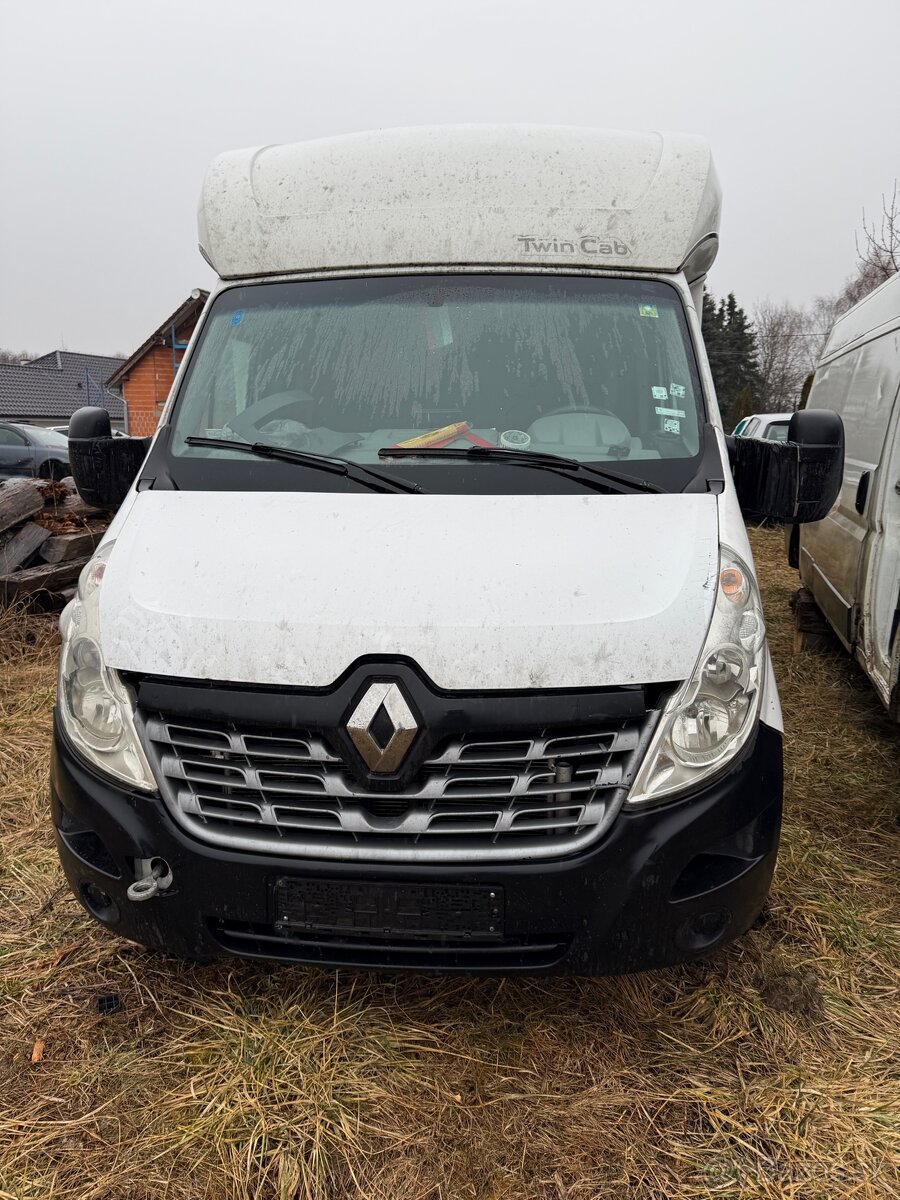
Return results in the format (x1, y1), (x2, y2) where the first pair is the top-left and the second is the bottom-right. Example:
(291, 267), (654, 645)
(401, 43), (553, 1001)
(170, 275), (705, 491)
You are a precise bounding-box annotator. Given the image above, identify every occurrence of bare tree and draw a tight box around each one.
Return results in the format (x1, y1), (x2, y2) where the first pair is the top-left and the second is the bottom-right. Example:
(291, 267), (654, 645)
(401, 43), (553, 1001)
(821, 182), (900, 319)
(807, 291), (848, 360)
(753, 301), (815, 412)
(752, 181), (899, 408)
(855, 181), (900, 286)
(0, 348), (35, 364)
(797, 183), (900, 367)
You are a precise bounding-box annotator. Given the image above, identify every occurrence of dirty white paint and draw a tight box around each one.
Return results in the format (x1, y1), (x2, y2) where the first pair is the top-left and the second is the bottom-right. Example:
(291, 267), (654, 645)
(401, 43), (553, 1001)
(705, 426), (783, 733)
(762, 648), (783, 733)
(99, 491), (720, 690)
(713, 426), (757, 564)
(198, 126), (720, 281)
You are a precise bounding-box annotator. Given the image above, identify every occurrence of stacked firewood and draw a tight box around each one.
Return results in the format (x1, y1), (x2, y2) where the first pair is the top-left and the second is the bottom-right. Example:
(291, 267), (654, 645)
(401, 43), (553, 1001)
(0, 476), (111, 608)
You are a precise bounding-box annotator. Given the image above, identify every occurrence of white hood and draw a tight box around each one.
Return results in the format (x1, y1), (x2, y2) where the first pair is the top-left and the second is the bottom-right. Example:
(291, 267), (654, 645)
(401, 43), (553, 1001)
(99, 491), (719, 690)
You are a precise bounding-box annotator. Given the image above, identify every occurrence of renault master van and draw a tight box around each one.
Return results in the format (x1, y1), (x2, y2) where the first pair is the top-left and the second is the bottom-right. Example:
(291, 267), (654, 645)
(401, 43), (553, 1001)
(788, 270), (900, 720)
(54, 126), (843, 973)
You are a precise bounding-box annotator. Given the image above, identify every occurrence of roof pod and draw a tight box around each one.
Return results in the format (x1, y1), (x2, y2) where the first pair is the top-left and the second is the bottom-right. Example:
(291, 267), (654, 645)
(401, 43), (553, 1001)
(198, 124), (721, 282)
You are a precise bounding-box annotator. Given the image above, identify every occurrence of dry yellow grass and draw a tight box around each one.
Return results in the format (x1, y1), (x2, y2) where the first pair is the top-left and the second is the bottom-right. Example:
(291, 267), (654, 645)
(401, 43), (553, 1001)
(1, 527), (898, 1199)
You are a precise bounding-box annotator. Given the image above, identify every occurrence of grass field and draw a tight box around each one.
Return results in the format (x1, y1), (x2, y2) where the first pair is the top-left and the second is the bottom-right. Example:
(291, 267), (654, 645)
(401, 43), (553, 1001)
(1, 526), (898, 1200)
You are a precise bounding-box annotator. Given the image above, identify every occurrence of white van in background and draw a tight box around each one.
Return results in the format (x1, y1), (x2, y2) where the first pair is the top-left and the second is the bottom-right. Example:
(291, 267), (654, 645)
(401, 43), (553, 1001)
(789, 271), (900, 719)
(56, 126), (842, 974)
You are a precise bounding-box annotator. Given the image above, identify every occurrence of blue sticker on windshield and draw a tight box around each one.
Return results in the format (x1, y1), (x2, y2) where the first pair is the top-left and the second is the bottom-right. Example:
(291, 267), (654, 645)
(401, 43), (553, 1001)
(230, 310), (245, 327)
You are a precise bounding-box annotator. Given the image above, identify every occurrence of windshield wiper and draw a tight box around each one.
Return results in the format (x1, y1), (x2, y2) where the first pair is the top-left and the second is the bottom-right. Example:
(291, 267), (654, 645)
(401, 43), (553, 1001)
(378, 444), (662, 495)
(184, 437), (426, 494)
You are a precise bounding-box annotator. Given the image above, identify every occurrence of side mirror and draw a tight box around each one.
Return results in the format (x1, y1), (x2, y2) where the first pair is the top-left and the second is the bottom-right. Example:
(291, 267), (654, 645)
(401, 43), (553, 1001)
(68, 407), (151, 508)
(727, 409), (844, 523)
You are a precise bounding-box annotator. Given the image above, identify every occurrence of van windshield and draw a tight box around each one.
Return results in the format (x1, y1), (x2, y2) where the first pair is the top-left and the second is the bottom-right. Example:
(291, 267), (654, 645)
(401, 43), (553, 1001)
(169, 275), (705, 493)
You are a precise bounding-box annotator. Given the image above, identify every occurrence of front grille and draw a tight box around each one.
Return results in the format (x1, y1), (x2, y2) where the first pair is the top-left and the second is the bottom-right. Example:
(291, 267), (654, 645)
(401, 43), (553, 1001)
(141, 711), (653, 863)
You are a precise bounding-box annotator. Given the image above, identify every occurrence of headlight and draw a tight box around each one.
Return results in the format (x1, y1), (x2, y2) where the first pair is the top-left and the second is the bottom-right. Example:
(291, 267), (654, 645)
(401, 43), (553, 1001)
(627, 546), (766, 806)
(57, 541), (155, 791)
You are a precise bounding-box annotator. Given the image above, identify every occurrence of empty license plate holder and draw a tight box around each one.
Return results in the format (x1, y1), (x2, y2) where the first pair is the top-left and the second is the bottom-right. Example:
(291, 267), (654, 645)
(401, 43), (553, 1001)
(272, 878), (505, 941)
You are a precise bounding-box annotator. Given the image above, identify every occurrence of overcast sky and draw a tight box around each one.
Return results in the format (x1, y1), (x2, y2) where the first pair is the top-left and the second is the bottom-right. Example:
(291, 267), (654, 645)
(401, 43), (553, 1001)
(1, 0), (897, 356)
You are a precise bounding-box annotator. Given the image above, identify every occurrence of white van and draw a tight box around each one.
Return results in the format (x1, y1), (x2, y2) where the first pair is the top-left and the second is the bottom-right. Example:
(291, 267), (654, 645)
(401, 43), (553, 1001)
(55, 126), (842, 973)
(788, 270), (900, 719)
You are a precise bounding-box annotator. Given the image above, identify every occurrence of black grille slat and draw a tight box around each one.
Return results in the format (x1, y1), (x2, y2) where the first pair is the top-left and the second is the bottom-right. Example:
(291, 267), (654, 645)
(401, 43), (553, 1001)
(210, 920), (570, 969)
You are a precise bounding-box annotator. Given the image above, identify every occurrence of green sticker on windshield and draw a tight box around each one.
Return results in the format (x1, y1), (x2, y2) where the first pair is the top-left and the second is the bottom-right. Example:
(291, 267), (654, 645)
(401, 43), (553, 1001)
(639, 304), (658, 318)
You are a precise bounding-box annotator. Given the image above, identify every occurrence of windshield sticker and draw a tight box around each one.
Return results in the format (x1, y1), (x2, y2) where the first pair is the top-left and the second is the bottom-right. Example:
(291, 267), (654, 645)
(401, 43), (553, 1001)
(655, 406), (686, 418)
(669, 383), (686, 399)
(230, 309), (245, 328)
(639, 304), (659, 318)
(651, 386), (668, 400)
(663, 417), (681, 434)
(426, 308), (453, 350)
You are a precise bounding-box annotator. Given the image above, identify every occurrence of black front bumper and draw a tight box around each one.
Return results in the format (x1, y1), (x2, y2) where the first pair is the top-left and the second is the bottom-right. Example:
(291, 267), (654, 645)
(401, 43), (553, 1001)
(50, 714), (782, 975)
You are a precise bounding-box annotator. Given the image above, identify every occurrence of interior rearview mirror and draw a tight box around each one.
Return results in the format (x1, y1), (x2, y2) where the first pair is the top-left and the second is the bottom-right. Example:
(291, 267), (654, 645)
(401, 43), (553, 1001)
(727, 409), (844, 523)
(68, 406), (152, 508)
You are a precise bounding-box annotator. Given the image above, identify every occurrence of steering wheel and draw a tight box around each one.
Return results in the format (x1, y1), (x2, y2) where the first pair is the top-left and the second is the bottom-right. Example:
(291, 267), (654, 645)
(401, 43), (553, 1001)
(529, 404), (634, 457)
(225, 389), (318, 441)
(225, 389), (362, 457)
(537, 405), (621, 419)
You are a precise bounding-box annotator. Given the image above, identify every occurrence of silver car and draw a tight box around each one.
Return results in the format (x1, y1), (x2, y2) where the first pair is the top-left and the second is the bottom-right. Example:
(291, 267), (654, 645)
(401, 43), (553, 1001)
(0, 422), (71, 480)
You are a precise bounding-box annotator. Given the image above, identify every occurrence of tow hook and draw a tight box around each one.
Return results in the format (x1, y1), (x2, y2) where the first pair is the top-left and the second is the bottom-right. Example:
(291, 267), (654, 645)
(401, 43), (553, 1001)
(126, 857), (174, 902)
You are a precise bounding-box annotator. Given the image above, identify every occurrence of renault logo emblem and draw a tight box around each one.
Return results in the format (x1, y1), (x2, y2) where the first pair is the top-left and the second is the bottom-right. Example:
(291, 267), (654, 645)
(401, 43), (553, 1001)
(346, 682), (418, 773)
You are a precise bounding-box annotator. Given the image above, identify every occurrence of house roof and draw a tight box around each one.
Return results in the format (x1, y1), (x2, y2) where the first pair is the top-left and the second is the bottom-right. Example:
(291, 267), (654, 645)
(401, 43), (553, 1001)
(106, 292), (209, 389)
(28, 350), (125, 391)
(0, 351), (126, 422)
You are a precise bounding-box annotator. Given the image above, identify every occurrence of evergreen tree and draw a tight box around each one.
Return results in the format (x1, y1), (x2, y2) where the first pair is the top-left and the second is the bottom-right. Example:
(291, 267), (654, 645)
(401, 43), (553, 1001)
(701, 290), (761, 427)
(702, 291), (727, 388)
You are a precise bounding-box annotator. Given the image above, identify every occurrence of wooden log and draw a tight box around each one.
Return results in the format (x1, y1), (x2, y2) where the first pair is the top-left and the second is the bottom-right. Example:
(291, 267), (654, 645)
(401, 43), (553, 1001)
(40, 530), (104, 564)
(0, 557), (89, 603)
(59, 493), (108, 520)
(0, 478), (44, 535)
(0, 522), (52, 574)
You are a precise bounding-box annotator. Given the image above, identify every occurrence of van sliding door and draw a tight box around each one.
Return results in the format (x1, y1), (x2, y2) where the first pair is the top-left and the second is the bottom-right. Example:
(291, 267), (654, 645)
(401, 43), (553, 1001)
(861, 378), (900, 705)
(801, 348), (872, 646)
